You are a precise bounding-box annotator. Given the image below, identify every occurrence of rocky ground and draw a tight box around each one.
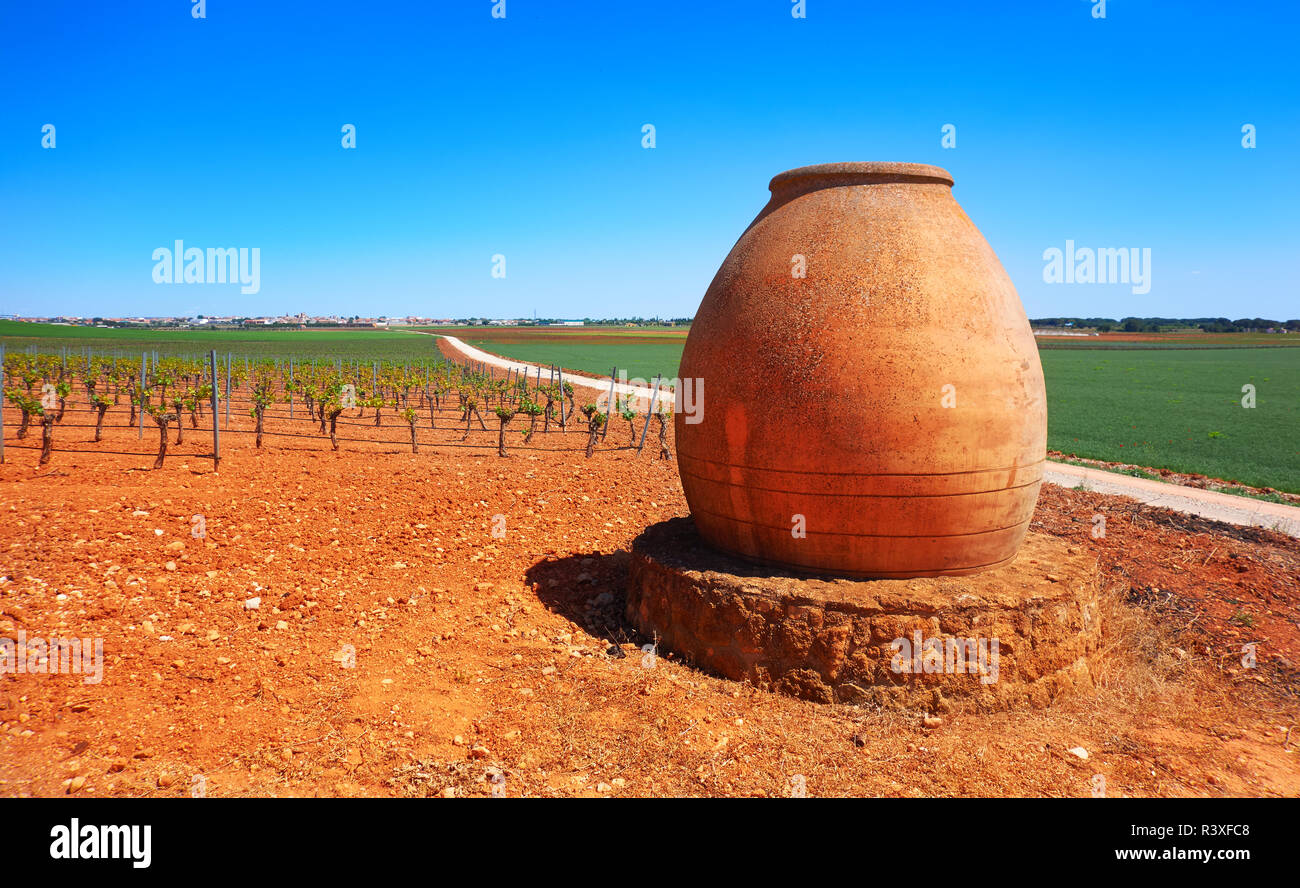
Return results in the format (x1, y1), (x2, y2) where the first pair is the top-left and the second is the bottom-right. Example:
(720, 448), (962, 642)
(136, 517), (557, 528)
(1, 401), (1297, 797)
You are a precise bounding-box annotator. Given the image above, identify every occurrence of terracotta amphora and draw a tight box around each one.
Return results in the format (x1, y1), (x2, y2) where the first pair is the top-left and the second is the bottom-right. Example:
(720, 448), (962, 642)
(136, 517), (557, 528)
(675, 162), (1046, 578)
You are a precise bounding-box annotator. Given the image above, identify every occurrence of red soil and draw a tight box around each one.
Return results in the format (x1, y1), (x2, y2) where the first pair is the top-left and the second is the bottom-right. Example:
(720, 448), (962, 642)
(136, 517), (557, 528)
(1, 399), (1297, 797)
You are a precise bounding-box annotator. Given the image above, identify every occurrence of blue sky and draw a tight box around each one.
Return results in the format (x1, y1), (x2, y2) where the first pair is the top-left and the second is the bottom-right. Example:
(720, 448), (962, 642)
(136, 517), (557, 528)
(1, 1), (1296, 321)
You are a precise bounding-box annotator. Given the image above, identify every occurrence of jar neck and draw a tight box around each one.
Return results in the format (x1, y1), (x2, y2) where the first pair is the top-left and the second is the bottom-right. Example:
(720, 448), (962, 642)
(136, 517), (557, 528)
(767, 162), (953, 203)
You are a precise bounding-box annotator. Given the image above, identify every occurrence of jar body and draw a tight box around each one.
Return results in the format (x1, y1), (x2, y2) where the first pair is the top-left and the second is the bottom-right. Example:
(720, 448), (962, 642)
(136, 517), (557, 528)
(675, 163), (1046, 578)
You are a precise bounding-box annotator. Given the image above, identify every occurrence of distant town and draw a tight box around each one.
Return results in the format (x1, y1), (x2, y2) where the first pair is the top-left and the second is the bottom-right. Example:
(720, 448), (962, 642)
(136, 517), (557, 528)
(5, 315), (1294, 338)
(2, 315), (1294, 334)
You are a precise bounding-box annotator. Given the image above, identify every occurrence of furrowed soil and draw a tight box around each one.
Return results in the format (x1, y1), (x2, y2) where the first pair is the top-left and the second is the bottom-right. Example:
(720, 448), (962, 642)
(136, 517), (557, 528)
(2, 404), (1298, 798)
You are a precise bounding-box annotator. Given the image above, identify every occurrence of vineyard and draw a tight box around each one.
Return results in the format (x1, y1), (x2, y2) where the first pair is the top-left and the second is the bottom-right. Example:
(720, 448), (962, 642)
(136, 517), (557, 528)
(0, 347), (674, 470)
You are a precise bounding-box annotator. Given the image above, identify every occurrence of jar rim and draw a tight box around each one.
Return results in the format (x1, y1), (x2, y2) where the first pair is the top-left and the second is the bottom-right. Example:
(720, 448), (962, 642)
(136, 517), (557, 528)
(769, 162), (954, 192)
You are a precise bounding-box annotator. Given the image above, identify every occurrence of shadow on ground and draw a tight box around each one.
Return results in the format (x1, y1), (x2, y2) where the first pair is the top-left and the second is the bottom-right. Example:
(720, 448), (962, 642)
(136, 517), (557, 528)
(525, 549), (649, 655)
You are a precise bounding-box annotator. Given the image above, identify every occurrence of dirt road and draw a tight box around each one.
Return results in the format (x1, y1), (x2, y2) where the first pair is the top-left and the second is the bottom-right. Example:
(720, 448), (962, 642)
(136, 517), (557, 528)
(433, 334), (673, 408)
(1044, 462), (1300, 539)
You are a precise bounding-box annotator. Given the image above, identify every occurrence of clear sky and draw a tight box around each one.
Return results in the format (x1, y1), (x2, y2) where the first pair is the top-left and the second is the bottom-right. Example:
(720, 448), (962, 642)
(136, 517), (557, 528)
(1, 1), (1296, 321)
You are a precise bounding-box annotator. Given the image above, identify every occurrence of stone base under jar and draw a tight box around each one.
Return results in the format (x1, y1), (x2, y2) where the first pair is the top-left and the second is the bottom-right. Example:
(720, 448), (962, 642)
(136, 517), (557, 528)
(625, 518), (1103, 709)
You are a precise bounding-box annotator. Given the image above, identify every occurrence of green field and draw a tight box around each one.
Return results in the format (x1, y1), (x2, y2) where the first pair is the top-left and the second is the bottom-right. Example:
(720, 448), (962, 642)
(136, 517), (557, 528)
(4, 321), (1297, 492)
(1042, 348), (1299, 492)
(0, 320), (442, 362)
(416, 325), (689, 383)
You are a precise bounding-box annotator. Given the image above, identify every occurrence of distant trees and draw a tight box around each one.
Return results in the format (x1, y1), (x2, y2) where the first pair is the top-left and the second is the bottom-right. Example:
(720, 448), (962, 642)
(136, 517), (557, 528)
(1029, 316), (1299, 334)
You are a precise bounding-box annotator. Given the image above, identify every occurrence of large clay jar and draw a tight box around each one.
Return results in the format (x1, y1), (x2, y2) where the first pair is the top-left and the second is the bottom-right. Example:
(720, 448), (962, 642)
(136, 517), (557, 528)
(676, 162), (1045, 578)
